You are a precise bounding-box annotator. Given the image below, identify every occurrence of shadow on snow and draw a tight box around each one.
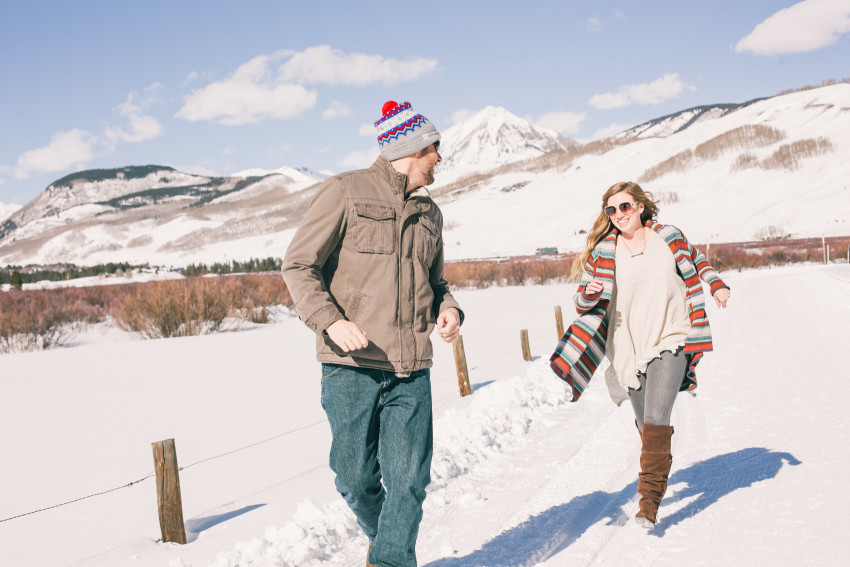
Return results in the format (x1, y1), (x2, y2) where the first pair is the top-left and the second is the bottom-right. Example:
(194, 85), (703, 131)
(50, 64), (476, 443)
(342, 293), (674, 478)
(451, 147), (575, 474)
(185, 503), (266, 542)
(424, 448), (800, 567)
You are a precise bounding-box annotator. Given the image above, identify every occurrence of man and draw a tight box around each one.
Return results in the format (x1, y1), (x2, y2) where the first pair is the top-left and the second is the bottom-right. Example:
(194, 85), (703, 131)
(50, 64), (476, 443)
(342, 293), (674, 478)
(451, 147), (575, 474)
(282, 100), (463, 567)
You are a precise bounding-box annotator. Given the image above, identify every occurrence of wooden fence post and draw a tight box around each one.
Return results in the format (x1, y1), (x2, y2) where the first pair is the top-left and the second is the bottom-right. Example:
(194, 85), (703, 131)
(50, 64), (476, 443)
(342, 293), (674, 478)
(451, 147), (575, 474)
(554, 306), (564, 340)
(152, 438), (187, 544)
(453, 335), (472, 397)
(520, 329), (532, 361)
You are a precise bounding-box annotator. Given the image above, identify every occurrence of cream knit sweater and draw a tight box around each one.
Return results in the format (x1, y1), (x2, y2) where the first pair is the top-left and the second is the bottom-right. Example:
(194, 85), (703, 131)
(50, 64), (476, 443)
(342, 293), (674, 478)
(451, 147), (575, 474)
(608, 228), (691, 390)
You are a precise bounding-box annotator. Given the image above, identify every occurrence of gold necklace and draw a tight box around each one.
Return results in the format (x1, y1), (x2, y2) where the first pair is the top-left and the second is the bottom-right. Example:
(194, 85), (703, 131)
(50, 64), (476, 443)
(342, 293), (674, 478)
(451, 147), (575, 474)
(622, 233), (646, 257)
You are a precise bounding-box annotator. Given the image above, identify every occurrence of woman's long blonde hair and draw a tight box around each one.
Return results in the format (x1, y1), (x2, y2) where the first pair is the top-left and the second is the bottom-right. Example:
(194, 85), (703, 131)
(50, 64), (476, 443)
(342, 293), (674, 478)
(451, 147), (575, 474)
(569, 181), (659, 281)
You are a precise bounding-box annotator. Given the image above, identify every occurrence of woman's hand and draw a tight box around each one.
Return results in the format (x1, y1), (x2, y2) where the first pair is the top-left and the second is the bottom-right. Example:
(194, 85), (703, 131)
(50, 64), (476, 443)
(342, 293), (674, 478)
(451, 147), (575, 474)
(713, 287), (731, 308)
(585, 279), (604, 296)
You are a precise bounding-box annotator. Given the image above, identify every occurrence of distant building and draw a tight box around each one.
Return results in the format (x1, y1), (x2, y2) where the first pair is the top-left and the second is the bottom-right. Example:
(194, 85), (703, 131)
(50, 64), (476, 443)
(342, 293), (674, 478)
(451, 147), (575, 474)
(535, 247), (558, 255)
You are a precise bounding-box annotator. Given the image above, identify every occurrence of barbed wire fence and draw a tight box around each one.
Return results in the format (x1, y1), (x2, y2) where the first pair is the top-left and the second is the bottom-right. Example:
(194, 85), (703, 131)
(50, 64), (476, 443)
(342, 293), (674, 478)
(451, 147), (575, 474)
(0, 418), (328, 524)
(3, 308), (565, 525)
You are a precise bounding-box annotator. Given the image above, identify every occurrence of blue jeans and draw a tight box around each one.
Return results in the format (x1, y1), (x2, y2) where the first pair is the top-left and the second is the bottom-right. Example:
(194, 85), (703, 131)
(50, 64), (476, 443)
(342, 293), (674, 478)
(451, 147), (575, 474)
(320, 364), (433, 567)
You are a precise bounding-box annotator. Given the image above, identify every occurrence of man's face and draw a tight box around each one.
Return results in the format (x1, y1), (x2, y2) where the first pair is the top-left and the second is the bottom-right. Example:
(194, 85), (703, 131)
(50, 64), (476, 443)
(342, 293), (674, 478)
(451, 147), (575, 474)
(416, 143), (442, 186)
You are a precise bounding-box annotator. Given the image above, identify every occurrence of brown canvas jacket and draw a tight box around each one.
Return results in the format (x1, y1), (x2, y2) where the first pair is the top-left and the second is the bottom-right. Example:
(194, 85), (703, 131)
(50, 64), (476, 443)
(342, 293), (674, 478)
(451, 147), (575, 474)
(282, 156), (463, 373)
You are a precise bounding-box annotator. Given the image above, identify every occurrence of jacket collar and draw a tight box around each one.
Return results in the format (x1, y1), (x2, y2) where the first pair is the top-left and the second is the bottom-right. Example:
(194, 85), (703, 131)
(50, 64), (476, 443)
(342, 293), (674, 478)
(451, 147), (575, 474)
(374, 156), (408, 196)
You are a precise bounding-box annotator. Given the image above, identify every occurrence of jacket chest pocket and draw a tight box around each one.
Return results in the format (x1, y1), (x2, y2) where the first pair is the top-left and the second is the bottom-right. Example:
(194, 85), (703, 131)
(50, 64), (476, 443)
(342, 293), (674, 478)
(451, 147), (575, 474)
(416, 215), (440, 266)
(352, 203), (396, 254)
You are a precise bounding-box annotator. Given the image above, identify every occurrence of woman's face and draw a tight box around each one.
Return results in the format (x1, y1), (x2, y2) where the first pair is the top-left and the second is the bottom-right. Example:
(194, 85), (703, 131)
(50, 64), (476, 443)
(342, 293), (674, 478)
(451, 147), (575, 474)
(606, 191), (644, 236)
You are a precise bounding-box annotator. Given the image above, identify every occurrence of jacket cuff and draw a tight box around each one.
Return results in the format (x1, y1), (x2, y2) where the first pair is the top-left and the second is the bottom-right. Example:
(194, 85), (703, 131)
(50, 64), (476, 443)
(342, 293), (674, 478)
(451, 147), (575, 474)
(304, 304), (345, 334)
(581, 287), (602, 301)
(709, 280), (729, 295)
(438, 300), (465, 326)
(576, 286), (602, 312)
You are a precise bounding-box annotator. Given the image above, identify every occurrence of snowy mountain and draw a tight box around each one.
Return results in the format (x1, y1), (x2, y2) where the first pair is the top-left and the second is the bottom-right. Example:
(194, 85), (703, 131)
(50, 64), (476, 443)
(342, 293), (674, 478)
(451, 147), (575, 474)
(435, 106), (570, 185)
(433, 84), (850, 259)
(0, 84), (847, 267)
(0, 164), (325, 266)
(615, 99), (765, 139)
(230, 165), (329, 184)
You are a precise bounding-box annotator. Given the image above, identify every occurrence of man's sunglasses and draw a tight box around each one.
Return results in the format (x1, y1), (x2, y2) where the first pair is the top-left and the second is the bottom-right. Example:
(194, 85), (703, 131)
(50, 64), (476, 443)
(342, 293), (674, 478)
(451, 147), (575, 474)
(605, 202), (637, 217)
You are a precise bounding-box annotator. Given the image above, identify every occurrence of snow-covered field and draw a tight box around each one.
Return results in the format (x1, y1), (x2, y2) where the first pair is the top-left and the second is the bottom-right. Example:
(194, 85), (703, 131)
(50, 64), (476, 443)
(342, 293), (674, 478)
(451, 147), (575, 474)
(2, 262), (849, 566)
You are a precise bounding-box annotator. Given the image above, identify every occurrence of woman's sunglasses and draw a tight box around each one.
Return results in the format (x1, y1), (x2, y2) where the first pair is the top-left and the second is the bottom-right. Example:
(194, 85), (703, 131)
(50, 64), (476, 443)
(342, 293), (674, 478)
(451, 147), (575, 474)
(605, 202), (637, 217)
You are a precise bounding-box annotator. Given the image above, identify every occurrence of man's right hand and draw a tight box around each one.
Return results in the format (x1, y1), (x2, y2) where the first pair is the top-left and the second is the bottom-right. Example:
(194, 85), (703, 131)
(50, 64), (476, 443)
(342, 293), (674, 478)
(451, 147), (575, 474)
(326, 320), (369, 352)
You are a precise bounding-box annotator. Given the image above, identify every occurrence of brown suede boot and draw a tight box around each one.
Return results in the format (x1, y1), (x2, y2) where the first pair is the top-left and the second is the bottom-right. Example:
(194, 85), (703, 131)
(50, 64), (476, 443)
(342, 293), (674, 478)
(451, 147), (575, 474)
(635, 423), (674, 528)
(366, 543), (376, 567)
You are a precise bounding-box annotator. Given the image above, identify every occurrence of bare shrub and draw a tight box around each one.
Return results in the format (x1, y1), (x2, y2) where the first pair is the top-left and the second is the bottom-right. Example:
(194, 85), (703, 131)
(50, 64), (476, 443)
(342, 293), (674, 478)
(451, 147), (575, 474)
(732, 153), (759, 171)
(445, 255), (574, 289)
(504, 261), (528, 286)
(0, 289), (106, 353)
(112, 277), (243, 338)
(706, 247), (764, 272)
(232, 274), (292, 323)
(759, 137), (835, 171)
(703, 236), (850, 272)
(655, 191), (680, 205)
(526, 258), (570, 285)
(444, 260), (500, 288)
(694, 125), (786, 161)
(641, 125), (787, 182)
(754, 225), (791, 241)
(776, 77), (850, 96)
(111, 274), (293, 337)
(638, 149), (694, 183)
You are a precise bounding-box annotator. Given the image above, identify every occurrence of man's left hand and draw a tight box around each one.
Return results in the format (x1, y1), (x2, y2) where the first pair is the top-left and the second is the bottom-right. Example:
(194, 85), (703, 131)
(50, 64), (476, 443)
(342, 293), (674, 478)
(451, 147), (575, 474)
(436, 308), (461, 343)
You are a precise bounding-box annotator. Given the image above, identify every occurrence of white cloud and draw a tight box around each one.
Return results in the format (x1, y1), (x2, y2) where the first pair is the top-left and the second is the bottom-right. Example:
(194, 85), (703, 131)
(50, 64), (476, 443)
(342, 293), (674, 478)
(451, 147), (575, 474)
(276, 143), (293, 153)
(323, 101), (351, 120)
(613, 9), (625, 19)
(15, 129), (95, 179)
(177, 54), (318, 126)
(176, 47), (436, 126)
(586, 17), (602, 32)
(359, 123), (376, 136)
(183, 71), (199, 86)
(589, 73), (692, 109)
(337, 148), (379, 169)
(450, 109), (475, 125)
(735, 0), (850, 55)
(534, 111), (587, 135)
(277, 45), (438, 86)
(105, 88), (164, 145)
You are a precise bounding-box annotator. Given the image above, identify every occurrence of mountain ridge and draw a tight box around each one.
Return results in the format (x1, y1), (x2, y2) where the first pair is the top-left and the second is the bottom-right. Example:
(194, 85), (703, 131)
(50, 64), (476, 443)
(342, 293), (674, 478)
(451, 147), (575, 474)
(1, 84), (848, 266)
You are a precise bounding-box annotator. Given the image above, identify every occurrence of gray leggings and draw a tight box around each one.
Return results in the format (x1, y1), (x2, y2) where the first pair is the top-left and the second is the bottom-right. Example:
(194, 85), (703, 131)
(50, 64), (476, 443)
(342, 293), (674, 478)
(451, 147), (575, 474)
(629, 348), (688, 430)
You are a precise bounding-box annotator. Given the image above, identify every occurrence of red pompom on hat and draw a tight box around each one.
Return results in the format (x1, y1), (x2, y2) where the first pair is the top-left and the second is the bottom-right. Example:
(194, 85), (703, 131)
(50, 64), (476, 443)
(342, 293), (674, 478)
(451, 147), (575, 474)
(382, 100), (398, 117)
(373, 100), (441, 161)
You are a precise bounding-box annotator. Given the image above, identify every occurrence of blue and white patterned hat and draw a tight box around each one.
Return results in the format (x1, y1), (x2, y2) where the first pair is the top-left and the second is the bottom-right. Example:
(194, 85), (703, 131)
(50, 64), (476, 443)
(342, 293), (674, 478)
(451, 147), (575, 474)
(374, 101), (441, 161)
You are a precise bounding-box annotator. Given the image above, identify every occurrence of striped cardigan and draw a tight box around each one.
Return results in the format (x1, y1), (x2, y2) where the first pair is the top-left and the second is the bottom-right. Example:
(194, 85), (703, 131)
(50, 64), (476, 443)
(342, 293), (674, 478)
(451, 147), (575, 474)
(550, 222), (728, 402)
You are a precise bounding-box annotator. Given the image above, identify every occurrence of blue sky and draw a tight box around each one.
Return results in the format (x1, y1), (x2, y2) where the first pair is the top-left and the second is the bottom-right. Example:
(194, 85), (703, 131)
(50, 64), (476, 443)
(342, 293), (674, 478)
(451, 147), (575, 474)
(1, 0), (848, 205)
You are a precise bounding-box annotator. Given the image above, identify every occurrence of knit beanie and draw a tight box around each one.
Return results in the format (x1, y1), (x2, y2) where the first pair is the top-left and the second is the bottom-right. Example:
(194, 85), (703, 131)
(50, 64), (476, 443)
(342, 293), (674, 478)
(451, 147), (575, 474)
(374, 101), (441, 161)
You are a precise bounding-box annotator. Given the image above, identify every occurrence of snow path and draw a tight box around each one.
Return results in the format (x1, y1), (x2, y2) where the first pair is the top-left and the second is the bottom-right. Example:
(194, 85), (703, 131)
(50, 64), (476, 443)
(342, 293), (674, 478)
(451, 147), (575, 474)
(3, 264), (849, 567)
(338, 268), (850, 567)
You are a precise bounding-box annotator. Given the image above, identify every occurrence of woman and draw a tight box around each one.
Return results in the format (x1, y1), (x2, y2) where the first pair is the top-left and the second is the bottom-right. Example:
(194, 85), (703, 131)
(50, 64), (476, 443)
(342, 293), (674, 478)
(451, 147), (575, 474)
(550, 181), (730, 528)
